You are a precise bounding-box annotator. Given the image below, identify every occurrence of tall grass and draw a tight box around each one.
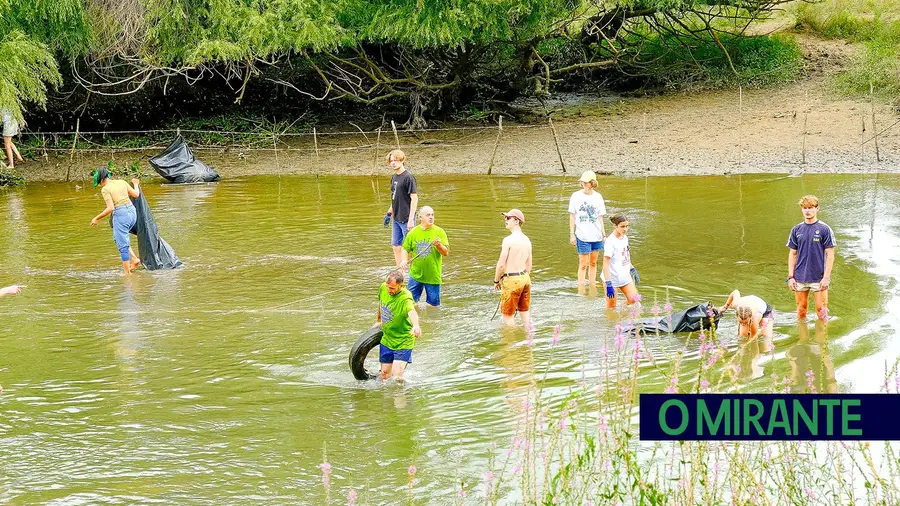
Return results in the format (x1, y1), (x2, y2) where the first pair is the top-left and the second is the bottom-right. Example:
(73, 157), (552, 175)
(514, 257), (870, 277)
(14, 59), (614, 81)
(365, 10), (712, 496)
(796, 0), (900, 100)
(317, 308), (900, 505)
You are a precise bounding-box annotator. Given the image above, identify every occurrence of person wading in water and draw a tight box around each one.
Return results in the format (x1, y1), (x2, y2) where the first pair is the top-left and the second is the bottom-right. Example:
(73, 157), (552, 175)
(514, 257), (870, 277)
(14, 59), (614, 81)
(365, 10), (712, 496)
(90, 168), (142, 274)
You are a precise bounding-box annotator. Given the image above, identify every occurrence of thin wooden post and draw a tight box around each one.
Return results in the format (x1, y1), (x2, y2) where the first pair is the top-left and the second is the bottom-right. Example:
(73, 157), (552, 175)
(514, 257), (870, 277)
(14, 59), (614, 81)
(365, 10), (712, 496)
(861, 114), (866, 160)
(391, 120), (400, 149)
(273, 130), (279, 171)
(67, 118), (79, 181)
(548, 116), (566, 173)
(487, 115), (503, 175)
(738, 86), (743, 165)
(870, 82), (881, 163)
(373, 127), (382, 172)
(801, 113), (808, 165)
(313, 127), (320, 158)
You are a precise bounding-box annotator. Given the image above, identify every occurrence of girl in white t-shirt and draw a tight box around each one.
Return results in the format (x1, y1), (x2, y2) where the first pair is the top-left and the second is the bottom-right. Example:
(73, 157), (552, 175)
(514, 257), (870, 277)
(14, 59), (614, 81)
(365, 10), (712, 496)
(602, 214), (640, 308)
(568, 171), (607, 292)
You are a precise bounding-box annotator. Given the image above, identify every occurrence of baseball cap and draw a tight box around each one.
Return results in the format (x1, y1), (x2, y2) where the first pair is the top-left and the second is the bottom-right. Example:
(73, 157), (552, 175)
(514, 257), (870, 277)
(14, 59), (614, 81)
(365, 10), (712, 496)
(579, 170), (597, 183)
(501, 209), (525, 224)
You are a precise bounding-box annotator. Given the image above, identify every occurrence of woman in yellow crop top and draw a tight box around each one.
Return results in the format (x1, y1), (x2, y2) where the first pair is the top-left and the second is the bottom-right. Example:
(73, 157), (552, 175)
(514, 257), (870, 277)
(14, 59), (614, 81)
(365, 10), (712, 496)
(90, 167), (142, 274)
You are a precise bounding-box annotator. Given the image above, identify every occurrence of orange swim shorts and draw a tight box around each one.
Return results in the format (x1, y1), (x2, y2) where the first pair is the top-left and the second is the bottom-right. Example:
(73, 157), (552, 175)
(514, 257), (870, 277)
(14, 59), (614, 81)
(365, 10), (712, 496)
(500, 273), (531, 316)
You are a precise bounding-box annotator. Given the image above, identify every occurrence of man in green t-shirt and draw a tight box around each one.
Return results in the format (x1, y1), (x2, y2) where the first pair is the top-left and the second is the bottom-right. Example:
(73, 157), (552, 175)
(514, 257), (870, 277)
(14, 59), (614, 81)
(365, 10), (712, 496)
(376, 270), (422, 380)
(401, 206), (450, 307)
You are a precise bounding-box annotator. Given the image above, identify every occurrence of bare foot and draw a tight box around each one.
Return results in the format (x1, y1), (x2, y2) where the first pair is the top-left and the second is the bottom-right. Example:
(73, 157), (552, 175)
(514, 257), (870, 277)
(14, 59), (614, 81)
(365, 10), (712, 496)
(130, 259), (141, 270)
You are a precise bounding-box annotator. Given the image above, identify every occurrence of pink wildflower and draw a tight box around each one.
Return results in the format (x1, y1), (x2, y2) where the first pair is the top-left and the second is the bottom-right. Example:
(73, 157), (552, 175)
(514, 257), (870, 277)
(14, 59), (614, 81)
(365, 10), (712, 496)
(347, 489), (358, 506)
(665, 376), (678, 394)
(634, 293), (642, 302)
(664, 302), (673, 313)
(513, 465), (522, 475)
(559, 410), (569, 430)
(614, 332), (626, 349)
(700, 379), (710, 390)
(601, 344), (609, 356)
(408, 465), (417, 477)
(651, 304), (660, 315)
(319, 462), (332, 489)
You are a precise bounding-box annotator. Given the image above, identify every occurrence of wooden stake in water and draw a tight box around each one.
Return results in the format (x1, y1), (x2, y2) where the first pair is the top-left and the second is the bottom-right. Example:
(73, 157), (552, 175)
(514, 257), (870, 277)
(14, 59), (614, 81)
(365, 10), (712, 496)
(548, 116), (567, 173)
(391, 120), (400, 149)
(870, 82), (881, 163)
(487, 115), (503, 175)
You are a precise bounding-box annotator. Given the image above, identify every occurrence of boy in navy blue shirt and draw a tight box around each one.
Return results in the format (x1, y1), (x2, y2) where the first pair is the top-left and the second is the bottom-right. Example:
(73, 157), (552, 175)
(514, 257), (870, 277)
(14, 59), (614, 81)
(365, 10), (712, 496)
(786, 195), (836, 320)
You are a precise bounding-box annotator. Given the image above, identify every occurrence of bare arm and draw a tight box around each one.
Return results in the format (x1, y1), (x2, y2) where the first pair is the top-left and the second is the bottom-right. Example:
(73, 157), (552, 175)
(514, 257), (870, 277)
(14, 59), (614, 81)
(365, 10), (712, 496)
(432, 239), (449, 256)
(409, 307), (421, 337)
(602, 256), (611, 283)
(822, 248), (835, 287)
(127, 179), (140, 198)
(719, 290), (740, 313)
(91, 193), (116, 225)
(525, 244), (532, 272)
(406, 194), (418, 227)
(569, 214), (576, 245)
(494, 239), (510, 283)
(787, 249), (799, 290)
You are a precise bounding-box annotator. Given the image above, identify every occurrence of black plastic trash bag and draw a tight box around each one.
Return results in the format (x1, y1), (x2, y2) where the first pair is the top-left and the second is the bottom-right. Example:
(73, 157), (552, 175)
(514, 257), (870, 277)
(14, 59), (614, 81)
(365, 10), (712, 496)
(110, 193), (181, 270)
(625, 302), (721, 335)
(149, 135), (220, 184)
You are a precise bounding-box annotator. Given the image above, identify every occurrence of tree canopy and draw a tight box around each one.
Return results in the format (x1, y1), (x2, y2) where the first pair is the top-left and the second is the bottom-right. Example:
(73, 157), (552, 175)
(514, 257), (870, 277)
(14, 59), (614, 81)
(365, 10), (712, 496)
(2, 0), (800, 125)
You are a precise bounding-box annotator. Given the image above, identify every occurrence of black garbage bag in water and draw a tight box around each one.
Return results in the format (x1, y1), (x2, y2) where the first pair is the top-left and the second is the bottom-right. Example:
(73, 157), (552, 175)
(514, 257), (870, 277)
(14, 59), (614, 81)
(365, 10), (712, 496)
(624, 302), (721, 335)
(129, 193), (182, 270)
(149, 135), (220, 184)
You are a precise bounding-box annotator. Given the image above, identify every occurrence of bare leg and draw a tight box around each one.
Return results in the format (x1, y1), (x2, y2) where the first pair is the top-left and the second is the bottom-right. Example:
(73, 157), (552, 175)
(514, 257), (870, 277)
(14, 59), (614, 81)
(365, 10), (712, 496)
(576, 254), (588, 289)
(794, 289), (810, 319)
(813, 289), (828, 321)
(502, 313), (517, 326)
(129, 247), (141, 270)
(519, 310), (531, 327)
(121, 260), (133, 274)
(391, 360), (408, 380)
(620, 283), (640, 305)
(10, 140), (22, 162)
(3, 137), (13, 168)
(392, 245), (404, 268)
(588, 251), (600, 286)
(380, 362), (392, 380)
(605, 290), (616, 309)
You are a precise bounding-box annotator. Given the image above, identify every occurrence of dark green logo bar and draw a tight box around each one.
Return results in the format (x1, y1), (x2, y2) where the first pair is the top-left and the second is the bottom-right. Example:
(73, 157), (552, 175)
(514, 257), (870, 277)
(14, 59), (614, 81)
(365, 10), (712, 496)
(639, 394), (898, 440)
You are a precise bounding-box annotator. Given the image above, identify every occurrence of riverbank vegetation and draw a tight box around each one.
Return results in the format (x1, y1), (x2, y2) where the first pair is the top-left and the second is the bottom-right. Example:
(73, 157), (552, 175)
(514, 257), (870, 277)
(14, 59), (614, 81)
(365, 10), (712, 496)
(795, 0), (900, 101)
(2, 0), (805, 133)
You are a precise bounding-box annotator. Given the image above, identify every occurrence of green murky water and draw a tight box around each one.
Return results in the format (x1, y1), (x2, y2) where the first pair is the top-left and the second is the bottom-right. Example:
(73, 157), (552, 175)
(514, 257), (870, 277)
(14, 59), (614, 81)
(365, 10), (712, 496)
(1, 173), (898, 503)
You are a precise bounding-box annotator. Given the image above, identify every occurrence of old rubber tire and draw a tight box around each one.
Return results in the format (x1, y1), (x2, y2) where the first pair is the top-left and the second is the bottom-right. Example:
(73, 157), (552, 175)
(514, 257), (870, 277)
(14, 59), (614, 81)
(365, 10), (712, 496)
(349, 326), (383, 380)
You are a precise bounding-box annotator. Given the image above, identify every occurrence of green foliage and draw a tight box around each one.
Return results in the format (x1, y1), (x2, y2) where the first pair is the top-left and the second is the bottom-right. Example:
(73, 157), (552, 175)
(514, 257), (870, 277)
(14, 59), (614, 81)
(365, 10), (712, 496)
(627, 32), (803, 90)
(0, 163), (25, 187)
(0, 30), (62, 124)
(106, 160), (151, 178)
(832, 38), (900, 100)
(796, 0), (900, 100)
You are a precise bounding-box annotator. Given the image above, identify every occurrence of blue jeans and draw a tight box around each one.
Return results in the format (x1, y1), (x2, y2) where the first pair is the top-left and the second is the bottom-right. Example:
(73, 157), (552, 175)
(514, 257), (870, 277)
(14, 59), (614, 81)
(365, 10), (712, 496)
(391, 220), (409, 247)
(407, 276), (441, 306)
(576, 237), (604, 255)
(380, 344), (413, 363)
(112, 204), (137, 261)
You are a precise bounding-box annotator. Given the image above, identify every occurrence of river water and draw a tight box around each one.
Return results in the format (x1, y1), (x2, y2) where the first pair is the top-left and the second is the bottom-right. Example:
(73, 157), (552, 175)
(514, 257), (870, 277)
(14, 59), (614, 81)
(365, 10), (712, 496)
(1, 174), (898, 504)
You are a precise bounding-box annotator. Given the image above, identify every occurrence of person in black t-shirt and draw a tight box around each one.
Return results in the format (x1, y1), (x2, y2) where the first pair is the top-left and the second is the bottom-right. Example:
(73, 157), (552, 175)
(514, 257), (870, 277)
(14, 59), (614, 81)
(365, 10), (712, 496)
(382, 149), (418, 267)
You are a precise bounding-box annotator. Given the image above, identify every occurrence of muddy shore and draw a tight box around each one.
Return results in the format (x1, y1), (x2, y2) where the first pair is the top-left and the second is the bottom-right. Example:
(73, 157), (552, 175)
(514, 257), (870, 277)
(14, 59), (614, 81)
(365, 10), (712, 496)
(14, 77), (900, 183)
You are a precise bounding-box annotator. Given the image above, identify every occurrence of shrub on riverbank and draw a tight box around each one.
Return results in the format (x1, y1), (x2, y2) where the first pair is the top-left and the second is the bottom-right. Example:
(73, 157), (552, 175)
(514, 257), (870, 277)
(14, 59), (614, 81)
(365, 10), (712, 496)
(796, 0), (900, 101)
